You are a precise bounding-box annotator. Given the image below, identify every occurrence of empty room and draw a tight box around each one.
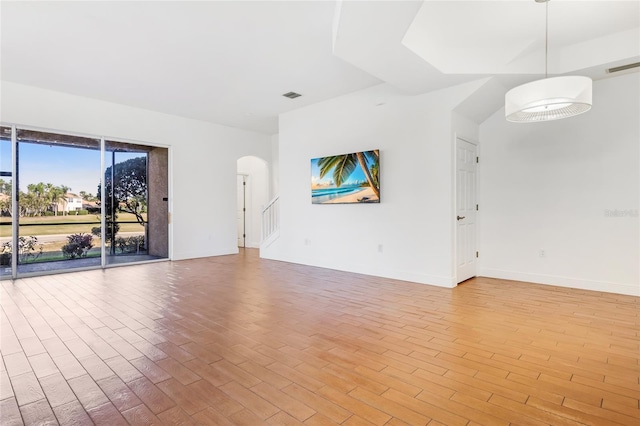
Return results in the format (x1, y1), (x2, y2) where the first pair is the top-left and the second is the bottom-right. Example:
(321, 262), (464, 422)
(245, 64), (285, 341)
(1, 1), (638, 425)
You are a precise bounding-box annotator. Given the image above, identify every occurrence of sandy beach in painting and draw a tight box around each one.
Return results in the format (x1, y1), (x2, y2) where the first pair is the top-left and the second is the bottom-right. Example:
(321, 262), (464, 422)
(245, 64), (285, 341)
(323, 187), (378, 204)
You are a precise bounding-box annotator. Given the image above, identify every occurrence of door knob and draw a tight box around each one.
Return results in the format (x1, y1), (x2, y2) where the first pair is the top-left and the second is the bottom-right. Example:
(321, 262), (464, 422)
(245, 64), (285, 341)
(457, 216), (465, 221)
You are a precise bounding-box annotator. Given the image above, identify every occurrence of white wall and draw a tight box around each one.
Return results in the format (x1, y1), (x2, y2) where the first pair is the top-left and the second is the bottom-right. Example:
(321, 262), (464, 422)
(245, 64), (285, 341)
(270, 134), (280, 198)
(479, 73), (640, 296)
(262, 81), (483, 287)
(237, 156), (269, 248)
(452, 113), (479, 144)
(1, 81), (272, 260)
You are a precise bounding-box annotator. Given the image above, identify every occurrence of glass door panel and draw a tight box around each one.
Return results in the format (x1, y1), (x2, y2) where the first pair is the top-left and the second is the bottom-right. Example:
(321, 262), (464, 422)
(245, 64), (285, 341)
(0, 127), (12, 278)
(15, 129), (101, 274)
(104, 141), (168, 265)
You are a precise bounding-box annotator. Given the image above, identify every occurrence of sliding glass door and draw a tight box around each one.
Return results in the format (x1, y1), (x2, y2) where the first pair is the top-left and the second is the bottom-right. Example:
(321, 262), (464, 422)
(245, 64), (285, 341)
(0, 126), (168, 278)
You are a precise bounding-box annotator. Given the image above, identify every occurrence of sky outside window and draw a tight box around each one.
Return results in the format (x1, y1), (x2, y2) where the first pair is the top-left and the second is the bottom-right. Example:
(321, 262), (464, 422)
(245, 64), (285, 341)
(1, 138), (11, 174)
(15, 143), (146, 197)
(19, 143), (101, 195)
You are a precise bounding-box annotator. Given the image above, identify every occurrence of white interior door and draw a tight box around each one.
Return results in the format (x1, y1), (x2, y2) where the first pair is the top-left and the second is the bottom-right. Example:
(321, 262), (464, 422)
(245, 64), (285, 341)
(456, 138), (477, 283)
(237, 175), (246, 248)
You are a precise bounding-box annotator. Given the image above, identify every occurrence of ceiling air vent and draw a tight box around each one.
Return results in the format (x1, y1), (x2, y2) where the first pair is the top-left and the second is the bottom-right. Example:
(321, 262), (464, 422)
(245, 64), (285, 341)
(606, 62), (640, 74)
(282, 91), (302, 99)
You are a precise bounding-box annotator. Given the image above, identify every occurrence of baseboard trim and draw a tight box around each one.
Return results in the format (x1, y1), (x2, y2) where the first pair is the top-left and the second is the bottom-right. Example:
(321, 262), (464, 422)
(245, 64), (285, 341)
(479, 267), (639, 296)
(173, 247), (239, 261)
(260, 252), (456, 288)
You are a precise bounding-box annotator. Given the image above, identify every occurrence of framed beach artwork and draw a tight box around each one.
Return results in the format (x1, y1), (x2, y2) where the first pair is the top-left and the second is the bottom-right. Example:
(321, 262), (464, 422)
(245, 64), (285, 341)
(311, 149), (380, 204)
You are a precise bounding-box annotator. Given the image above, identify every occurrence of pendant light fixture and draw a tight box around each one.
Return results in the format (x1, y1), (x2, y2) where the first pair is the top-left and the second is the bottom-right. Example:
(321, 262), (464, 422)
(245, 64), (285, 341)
(505, 0), (592, 122)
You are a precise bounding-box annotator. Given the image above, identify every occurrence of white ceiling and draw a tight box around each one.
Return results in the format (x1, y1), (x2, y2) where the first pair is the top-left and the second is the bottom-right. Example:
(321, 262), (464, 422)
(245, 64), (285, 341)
(2, 1), (638, 135)
(402, 0), (639, 74)
(0, 1), (382, 134)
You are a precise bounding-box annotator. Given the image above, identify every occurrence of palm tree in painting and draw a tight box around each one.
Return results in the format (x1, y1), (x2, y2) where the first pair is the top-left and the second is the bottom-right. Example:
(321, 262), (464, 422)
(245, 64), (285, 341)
(317, 150), (379, 199)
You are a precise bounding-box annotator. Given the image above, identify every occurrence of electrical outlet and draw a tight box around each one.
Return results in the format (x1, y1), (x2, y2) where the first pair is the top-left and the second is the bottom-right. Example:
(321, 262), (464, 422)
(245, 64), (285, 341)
(304, 238), (311, 246)
(539, 249), (546, 258)
(378, 244), (383, 253)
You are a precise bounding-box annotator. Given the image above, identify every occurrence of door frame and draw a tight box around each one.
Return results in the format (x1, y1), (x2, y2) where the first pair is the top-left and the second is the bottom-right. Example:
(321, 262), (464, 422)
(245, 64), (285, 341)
(453, 135), (480, 285)
(237, 173), (248, 248)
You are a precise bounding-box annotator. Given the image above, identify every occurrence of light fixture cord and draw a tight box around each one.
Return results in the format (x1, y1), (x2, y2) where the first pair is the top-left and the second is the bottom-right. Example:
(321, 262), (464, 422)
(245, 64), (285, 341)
(545, 0), (548, 79)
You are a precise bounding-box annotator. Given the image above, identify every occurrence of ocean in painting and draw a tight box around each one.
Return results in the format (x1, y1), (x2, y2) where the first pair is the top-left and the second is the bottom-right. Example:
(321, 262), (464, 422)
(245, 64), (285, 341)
(311, 184), (367, 204)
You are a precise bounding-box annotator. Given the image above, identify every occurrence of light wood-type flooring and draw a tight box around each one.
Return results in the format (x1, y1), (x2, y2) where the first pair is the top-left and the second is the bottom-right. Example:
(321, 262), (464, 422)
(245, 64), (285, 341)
(1, 249), (638, 425)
